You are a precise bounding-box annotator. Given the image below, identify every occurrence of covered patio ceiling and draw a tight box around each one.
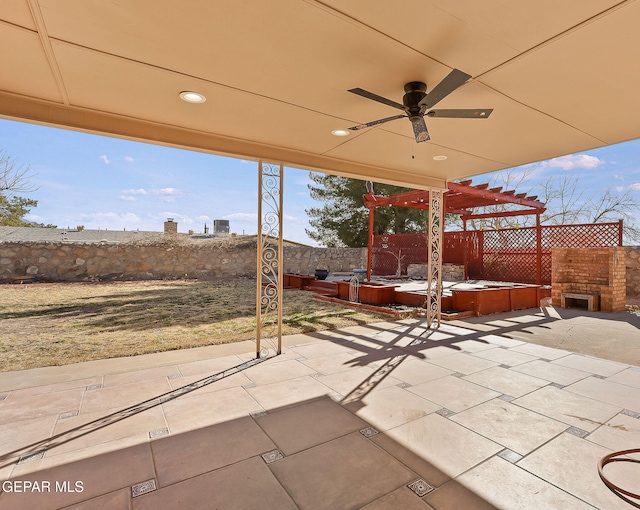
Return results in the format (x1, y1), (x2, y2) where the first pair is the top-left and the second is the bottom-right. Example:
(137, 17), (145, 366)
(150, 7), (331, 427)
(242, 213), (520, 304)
(1, 1), (639, 188)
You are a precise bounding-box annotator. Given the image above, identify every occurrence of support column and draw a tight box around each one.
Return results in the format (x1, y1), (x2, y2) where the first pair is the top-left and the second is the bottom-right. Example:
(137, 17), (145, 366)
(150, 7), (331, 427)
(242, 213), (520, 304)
(256, 161), (284, 358)
(426, 188), (444, 329)
(367, 206), (374, 281)
(536, 212), (542, 285)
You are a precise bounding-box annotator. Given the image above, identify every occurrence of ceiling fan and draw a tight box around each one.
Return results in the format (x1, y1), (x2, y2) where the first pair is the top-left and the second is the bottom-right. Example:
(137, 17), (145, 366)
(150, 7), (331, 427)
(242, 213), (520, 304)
(347, 69), (493, 143)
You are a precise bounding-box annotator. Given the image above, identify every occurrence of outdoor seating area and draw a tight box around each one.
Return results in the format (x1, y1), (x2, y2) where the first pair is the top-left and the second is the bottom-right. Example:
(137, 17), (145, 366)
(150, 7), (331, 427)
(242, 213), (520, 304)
(0, 308), (638, 509)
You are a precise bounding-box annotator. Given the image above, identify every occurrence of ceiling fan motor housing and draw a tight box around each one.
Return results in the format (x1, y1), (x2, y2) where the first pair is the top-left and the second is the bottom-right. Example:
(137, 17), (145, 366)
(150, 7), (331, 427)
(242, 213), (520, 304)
(403, 81), (427, 117)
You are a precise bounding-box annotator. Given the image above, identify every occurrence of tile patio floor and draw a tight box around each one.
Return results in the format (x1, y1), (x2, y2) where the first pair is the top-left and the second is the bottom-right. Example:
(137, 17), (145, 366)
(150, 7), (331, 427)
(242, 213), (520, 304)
(0, 310), (639, 509)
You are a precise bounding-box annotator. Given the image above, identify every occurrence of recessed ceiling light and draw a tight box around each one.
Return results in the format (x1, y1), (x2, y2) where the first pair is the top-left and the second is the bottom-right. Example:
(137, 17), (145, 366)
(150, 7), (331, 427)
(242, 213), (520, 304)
(433, 155), (448, 161)
(179, 91), (206, 103)
(331, 129), (350, 136)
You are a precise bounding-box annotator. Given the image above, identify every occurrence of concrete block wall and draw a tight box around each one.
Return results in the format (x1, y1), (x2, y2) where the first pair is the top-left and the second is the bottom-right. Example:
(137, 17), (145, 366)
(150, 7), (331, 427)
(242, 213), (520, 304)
(551, 247), (626, 312)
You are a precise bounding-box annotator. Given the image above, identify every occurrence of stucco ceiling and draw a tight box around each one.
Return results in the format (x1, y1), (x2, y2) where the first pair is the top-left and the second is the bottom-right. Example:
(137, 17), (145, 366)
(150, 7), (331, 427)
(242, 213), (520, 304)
(1, 1), (638, 188)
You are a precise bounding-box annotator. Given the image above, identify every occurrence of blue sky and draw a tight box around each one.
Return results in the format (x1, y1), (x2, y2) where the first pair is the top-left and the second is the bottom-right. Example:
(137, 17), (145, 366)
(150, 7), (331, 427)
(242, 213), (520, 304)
(1, 117), (640, 244)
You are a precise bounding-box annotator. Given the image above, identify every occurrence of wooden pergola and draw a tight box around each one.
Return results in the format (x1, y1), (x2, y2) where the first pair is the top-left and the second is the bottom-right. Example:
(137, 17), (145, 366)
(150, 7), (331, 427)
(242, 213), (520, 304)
(363, 180), (546, 282)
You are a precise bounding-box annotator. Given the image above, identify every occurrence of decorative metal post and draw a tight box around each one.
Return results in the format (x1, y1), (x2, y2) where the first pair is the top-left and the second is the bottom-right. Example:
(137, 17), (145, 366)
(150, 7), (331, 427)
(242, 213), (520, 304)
(426, 188), (444, 329)
(535, 212), (542, 285)
(256, 161), (284, 358)
(367, 206), (374, 281)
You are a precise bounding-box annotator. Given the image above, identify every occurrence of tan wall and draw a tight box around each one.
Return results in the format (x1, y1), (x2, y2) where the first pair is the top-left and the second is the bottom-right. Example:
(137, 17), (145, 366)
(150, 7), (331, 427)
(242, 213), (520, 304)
(551, 247), (626, 312)
(0, 241), (367, 282)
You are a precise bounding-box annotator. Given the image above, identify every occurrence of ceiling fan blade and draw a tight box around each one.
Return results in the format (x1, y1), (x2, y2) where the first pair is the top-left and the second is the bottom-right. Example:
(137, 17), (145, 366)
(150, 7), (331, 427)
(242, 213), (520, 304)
(418, 69), (472, 109)
(348, 114), (407, 131)
(411, 116), (430, 143)
(348, 88), (406, 110)
(426, 108), (493, 118)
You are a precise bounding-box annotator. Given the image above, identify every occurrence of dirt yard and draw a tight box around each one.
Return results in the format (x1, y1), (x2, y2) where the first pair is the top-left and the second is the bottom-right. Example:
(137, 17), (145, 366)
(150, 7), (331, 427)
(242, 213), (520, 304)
(0, 279), (389, 372)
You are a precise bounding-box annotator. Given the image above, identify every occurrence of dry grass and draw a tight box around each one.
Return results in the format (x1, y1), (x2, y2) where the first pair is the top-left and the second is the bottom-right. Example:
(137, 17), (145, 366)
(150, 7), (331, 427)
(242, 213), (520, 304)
(0, 279), (389, 372)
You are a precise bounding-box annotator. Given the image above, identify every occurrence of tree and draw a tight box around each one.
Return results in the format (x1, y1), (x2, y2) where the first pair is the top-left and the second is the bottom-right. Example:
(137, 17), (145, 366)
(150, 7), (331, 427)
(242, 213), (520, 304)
(0, 150), (55, 227)
(305, 173), (429, 247)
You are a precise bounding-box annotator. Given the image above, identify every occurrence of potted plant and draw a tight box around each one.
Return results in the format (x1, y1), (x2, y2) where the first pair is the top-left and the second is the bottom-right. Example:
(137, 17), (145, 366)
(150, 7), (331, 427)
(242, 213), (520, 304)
(314, 268), (329, 280)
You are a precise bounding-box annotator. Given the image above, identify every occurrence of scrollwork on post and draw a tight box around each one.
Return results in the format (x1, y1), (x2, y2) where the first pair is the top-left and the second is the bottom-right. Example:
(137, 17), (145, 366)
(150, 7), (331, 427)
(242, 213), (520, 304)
(426, 188), (443, 329)
(256, 162), (283, 357)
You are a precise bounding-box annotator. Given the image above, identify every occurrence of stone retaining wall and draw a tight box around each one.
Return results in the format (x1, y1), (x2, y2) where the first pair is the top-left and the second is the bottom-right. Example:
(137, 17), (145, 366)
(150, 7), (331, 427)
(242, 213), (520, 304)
(0, 240), (367, 282)
(627, 246), (640, 298)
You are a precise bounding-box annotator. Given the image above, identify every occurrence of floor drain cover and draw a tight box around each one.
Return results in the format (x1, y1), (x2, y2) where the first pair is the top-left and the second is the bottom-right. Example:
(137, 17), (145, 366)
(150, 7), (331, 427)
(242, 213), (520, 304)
(85, 384), (102, 391)
(261, 449), (284, 464)
(359, 427), (379, 438)
(396, 382), (411, 389)
(549, 382), (565, 389)
(622, 409), (640, 419)
(18, 451), (45, 464)
(250, 410), (267, 418)
(497, 448), (523, 464)
(407, 479), (434, 497)
(149, 428), (169, 439)
(0, 395), (7, 401)
(59, 410), (79, 419)
(436, 408), (456, 418)
(131, 479), (157, 498)
(498, 394), (516, 402)
(566, 426), (589, 438)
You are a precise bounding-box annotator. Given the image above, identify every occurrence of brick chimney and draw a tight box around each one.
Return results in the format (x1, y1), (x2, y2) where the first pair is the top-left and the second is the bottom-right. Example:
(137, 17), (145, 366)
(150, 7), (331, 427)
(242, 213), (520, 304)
(164, 218), (178, 234)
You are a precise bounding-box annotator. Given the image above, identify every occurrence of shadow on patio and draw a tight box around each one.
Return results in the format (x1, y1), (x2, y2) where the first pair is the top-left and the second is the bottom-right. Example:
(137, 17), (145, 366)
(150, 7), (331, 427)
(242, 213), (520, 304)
(0, 311), (638, 508)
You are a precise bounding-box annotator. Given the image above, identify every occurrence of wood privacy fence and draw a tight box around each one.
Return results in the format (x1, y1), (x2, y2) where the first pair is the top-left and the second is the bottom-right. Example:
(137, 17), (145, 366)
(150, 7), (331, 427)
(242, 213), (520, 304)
(372, 221), (623, 284)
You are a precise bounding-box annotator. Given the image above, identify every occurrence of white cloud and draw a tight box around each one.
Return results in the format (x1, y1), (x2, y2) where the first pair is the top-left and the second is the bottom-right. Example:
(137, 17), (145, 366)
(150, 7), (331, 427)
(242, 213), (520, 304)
(631, 183), (640, 191)
(121, 188), (147, 195)
(124, 156), (134, 162)
(196, 215), (212, 222)
(541, 154), (603, 170)
(119, 195), (136, 201)
(99, 155), (110, 165)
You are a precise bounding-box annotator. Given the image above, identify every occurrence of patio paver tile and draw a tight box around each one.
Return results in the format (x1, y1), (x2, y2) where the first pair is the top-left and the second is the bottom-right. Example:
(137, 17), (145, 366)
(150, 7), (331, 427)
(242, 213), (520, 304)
(510, 359), (593, 386)
(175, 354), (248, 376)
(454, 456), (592, 509)
(245, 376), (329, 411)
(385, 413), (502, 478)
(60, 488), (131, 510)
(361, 487), (434, 509)
(586, 412), (640, 451)
(315, 366), (401, 397)
(384, 358), (453, 386)
(471, 348), (539, 367)
(509, 343), (571, 360)
(551, 354), (629, 377)
(80, 379), (171, 414)
(344, 385), (442, 431)
(513, 386), (621, 432)
(132, 457), (297, 510)
(564, 376), (640, 412)
(0, 387), (85, 425)
(244, 359), (317, 385)
(425, 353), (499, 375)
(5, 442), (155, 509)
(254, 397), (366, 455)
(462, 366), (549, 398)
(450, 399), (568, 455)
(151, 415), (275, 487)
(167, 371), (252, 395)
(517, 432), (636, 509)
(299, 352), (361, 375)
(161, 386), (262, 432)
(407, 376), (501, 413)
(103, 366), (180, 387)
(606, 367), (640, 389)
(423, 479), (498, 510)
(268, 431), (417, 510)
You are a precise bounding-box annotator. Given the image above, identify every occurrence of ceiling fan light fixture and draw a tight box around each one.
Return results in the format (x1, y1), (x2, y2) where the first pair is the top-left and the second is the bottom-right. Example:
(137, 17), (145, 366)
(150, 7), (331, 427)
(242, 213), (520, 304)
(179, 91), (206, 103)
(331, 129), (350, 136)
(433, 155), (448, 161)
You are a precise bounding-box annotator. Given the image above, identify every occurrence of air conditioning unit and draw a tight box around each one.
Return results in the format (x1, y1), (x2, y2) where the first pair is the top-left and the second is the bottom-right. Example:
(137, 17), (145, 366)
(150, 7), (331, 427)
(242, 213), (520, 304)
(213, 220), (230, 235)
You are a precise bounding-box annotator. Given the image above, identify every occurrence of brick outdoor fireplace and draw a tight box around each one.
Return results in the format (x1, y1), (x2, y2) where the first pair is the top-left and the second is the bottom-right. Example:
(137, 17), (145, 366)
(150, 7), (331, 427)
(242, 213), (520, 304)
(551, 247), (626, 312)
